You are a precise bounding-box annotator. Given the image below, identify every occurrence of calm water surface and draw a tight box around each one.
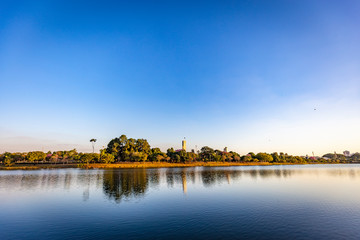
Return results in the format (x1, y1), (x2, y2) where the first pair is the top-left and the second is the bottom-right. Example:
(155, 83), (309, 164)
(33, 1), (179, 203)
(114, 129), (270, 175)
(1, 164), (360, 239)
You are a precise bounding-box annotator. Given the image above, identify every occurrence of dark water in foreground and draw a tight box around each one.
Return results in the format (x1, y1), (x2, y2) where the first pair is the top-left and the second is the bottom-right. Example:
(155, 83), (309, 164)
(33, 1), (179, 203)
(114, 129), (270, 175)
(1, 165), (360, 240)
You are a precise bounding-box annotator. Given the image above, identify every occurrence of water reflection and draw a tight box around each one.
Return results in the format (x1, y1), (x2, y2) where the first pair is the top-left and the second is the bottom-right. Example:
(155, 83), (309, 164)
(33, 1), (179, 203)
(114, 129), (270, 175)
(1, 165), (360, 204)
(2, 166), (360, 240)
(102, 169), (150, 203)
(181, 171), (187, 194)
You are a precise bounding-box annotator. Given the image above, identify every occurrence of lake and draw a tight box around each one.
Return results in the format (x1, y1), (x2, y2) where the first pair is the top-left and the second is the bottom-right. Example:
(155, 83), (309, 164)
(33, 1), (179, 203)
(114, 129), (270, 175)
(1, 164), (360, 239)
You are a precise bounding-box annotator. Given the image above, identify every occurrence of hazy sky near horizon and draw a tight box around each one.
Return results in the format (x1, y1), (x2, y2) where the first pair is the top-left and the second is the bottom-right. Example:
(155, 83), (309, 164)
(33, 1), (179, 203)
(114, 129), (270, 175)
(1, 0), (360, 155)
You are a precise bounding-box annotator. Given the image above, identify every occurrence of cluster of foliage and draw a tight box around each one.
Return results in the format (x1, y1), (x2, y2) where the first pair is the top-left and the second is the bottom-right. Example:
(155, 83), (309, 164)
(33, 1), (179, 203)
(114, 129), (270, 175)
(103, 135), (359, 164)
(322, 153), (360, 163)
(0, 149), (116, 166)
(1, 134), (359, 166)
(106, 135), (151, 162)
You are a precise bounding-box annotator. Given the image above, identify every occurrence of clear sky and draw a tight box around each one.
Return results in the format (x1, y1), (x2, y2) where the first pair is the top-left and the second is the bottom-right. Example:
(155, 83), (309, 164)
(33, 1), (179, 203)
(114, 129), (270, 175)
(1, 0), (359, 155)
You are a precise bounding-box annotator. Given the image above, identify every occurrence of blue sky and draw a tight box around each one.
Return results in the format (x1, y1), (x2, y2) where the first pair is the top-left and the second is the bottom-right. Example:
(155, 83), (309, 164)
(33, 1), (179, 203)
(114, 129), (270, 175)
(1, 0), (360, 155)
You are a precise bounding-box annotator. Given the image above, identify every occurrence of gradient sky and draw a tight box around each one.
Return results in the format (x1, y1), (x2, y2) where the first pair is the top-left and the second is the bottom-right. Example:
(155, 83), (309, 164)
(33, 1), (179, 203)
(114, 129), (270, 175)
(1, 0), (359, 155)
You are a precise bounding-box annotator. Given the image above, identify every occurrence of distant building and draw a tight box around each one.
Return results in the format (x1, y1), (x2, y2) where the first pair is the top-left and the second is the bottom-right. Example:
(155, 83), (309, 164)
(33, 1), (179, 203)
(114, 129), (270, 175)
(343, 150), (350, 157)
(224, 147), (228, 153)
(182, 139), (186, 151)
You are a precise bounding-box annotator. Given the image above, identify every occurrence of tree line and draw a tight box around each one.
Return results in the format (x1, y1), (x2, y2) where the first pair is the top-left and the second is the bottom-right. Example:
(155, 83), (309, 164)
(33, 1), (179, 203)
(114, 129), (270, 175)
(1, 134), (359, 167)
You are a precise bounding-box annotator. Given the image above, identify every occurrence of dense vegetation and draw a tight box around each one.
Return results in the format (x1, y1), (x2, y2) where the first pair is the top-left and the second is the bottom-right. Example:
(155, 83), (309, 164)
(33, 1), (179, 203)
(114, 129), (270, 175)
(1, 134), (359, 167)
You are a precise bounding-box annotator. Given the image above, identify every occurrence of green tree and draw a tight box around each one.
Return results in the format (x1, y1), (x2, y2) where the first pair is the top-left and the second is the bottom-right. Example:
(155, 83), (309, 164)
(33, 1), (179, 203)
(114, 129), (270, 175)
(3, 152), (14, 167)
(149, 148), (166, 162)
(212, 153), (221, 162)
(50, 154), (59, 164)
(106, 135), (151, 162)
(68, 149), (78, 159)
(130, 152), (148, 162)
(231, 152), (241, 162)
(241, 155), (252, 162)
(100, 148), (115, 164)
(200, 146), (215, 162)
(351, 153), (360, 161)
(166, 148), (175, 160)
(179, 150), (189, 163)
(102, 153), (115, 164)
(279, 152), (286, 162)
(136, 139), (151, 154)
(26, 151), (46, 164)
(174, 154), (181, 163)
(106, 137), (121, 161)
(271, 152), (280, 162)
(81, 153), (98, 167)
(12, 153), (25, 162)
(255, 153), (273, 162)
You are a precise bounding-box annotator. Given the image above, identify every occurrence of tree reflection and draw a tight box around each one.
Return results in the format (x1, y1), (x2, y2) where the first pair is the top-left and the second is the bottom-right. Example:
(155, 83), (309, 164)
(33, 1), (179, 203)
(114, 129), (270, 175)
(101, 166), (360, 201)
(201, 168), (242, 187)
(102, 169), (149, 203)
(1, 166), (360, 204)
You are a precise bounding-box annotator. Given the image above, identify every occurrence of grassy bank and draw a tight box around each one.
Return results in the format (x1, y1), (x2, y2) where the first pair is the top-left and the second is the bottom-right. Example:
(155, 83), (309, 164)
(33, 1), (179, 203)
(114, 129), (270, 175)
(0, 164), (79, 170)
(88, 162), (278, 169)
(0, 161), (335, 170)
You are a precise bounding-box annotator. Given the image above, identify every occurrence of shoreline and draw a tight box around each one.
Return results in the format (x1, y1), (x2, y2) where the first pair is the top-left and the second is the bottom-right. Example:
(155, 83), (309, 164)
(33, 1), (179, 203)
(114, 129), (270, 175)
(0, 161), (347, 170)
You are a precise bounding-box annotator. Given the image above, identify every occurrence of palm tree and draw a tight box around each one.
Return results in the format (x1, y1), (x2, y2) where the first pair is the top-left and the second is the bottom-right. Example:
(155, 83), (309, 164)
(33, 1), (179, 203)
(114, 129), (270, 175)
(90, 139), (97, 153)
